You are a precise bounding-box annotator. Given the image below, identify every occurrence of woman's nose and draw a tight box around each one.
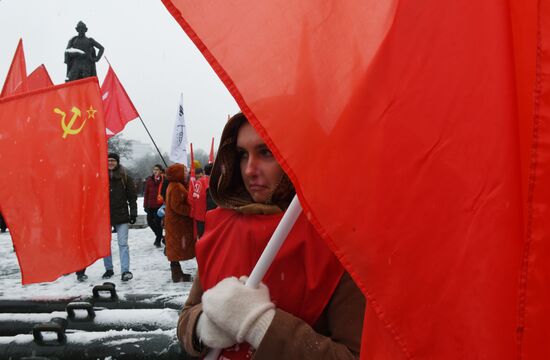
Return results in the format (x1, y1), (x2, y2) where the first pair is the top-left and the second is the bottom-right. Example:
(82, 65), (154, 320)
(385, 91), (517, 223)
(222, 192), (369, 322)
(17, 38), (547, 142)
(244, 156), (258, 176)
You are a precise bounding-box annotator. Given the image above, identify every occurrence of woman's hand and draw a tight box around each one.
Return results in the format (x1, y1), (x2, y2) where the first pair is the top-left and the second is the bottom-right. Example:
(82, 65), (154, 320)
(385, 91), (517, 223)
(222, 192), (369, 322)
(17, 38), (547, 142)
(202, 276), (276, 348)
(196, 312), (236, 349)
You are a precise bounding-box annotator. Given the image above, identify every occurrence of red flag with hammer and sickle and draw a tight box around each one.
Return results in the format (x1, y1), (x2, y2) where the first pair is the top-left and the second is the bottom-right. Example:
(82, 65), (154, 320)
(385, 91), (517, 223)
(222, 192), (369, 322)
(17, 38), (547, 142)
(0, 77), (111, 284)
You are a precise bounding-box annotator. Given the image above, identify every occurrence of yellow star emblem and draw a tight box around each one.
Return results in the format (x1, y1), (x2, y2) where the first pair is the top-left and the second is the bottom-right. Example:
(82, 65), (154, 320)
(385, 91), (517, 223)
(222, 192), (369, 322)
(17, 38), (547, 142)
(87, 105), (97, 119)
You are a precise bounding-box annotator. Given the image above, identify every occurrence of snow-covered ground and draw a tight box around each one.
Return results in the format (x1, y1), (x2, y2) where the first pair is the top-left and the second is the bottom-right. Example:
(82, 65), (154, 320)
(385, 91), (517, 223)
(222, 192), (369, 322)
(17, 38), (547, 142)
(0, 200), (195, 299)
(0, 226), (195, 299)
(0, 198), (196, 359)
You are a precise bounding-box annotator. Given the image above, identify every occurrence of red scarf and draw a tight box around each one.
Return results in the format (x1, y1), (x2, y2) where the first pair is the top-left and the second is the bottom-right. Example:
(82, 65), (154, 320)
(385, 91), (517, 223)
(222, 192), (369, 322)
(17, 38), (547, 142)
(196, 208), (343, 359)
(156, 174), (165, 205)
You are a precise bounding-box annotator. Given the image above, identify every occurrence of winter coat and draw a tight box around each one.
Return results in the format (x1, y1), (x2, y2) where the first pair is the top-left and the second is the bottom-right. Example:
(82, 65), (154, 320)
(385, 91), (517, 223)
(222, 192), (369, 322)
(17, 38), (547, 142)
(143, 174), (164, 210)
(164, 164), (195, 261)
(178, 272), (364, 360)
(109, 164), (137, 225)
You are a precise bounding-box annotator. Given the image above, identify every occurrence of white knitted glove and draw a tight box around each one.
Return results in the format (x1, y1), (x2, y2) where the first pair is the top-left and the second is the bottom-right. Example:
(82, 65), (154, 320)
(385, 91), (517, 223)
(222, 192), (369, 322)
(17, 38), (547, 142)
(202, 276), (276, 349)
(195, 312), (236, 349)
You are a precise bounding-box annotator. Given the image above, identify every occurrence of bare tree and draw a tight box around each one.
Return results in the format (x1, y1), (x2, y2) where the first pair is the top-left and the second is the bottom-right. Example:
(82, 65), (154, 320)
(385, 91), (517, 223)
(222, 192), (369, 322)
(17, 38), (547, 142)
(126, 151), (171, 196)
(108, 134), (133, 160)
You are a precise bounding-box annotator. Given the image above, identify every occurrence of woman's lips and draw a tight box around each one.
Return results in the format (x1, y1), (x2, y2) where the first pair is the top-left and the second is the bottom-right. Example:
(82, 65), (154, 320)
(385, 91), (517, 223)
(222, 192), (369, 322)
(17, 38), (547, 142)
(248, 184), (266, 192)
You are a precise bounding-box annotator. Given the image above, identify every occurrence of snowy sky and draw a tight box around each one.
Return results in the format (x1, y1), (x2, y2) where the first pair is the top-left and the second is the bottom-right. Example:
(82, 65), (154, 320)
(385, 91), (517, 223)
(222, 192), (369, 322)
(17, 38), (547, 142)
(0, 0), (240, 154)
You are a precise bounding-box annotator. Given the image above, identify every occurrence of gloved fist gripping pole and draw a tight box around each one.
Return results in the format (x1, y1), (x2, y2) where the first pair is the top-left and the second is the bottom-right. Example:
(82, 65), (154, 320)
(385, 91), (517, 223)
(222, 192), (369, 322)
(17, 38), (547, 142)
(203, 196), (302, 360)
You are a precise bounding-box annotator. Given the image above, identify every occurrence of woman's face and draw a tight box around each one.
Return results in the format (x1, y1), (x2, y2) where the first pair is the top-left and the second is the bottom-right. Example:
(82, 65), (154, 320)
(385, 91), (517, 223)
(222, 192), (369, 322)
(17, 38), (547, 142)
(237, 122), (284, 203)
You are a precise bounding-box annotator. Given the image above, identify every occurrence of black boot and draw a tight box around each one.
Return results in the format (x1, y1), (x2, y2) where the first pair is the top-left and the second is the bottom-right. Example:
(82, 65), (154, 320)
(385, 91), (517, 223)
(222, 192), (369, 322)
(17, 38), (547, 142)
(154, 236), (162, 248)
(170, 262), (185, 283)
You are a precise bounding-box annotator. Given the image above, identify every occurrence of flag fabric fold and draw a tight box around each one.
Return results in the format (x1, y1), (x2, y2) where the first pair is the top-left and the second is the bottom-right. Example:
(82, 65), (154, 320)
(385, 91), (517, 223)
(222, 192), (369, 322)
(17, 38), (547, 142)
(100, 65), (139, 138)
(169, 93), (189, 165)
(163, 0), (550, 358)
(509, 1), (550, 357)
(1, 39), (27, 98)
(0, 78), (111, 284)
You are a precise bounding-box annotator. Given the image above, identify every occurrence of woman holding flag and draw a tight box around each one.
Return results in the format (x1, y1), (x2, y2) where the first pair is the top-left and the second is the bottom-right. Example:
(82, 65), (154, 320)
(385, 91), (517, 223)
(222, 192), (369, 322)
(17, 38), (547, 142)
(177, 113), (365, 359)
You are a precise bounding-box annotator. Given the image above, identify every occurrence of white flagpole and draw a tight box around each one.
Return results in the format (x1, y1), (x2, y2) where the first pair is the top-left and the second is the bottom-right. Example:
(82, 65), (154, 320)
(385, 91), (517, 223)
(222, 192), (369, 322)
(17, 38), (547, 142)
(205, 195), (302, 360)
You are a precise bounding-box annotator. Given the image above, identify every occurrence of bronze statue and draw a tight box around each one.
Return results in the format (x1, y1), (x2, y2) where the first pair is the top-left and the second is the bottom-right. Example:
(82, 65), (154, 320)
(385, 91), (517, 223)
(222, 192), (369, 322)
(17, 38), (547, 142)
(64, 21), (104, 82)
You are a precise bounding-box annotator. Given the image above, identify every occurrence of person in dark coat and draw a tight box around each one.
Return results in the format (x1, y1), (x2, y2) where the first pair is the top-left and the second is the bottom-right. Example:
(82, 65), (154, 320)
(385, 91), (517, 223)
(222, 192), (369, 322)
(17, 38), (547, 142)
(144, 164), (165, 247)
(76, 153), (137, 282)
(103, 153), (137, 281)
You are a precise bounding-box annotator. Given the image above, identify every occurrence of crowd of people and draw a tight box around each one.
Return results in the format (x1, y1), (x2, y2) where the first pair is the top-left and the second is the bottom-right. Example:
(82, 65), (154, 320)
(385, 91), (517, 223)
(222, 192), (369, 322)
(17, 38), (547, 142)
(2, 20), (365, 358)
(0, 110), (363, 358)
(98, 112), (364, 358)
(85, 113), (364, 358)
(72, 151), (215, 284)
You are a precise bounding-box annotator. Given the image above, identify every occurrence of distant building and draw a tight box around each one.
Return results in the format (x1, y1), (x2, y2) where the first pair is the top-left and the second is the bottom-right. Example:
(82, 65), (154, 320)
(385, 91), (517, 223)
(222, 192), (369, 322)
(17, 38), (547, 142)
(124, 139), (156, 167)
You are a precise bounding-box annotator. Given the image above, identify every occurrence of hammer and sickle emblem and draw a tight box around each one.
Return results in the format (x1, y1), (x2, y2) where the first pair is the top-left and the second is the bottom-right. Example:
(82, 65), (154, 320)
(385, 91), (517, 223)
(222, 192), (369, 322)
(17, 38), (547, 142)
(54, 106), (87, 139)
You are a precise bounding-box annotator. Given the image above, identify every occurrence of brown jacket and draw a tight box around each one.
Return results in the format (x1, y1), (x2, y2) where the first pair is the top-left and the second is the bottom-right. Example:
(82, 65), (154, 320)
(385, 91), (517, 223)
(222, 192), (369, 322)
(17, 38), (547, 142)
(165, 164), (195, 261)
(178, 272), (365, 359)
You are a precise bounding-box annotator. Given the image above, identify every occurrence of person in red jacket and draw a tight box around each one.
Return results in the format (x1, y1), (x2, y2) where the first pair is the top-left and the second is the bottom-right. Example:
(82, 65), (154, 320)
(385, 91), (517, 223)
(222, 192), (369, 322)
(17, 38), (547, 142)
(177, 113), (364, 359)
(190, 167), (210, 238)
(143, 164), (165, 247)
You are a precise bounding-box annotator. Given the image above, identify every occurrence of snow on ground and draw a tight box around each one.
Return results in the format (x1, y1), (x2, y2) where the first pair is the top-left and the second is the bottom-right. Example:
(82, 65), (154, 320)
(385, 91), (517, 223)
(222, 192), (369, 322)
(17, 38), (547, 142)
(0, 198), (196, 358)
(0, 198), (195, 302)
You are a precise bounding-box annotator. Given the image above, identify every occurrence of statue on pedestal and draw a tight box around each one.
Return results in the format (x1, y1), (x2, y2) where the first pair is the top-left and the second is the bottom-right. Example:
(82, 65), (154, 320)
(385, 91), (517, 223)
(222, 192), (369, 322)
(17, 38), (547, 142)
(65, 21), (104, 82)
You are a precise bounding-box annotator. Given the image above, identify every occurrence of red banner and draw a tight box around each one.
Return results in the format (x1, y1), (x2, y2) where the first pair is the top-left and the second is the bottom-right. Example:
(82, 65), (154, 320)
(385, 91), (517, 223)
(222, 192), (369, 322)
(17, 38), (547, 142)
(100, 65), (139, 137)
(163, 0), (550, 358)
(0, 78), (111, 284)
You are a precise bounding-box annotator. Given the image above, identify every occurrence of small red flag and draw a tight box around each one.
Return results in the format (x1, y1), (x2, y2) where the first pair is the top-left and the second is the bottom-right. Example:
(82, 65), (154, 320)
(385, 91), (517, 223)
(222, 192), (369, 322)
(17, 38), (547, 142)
(1, 39), (27, 98)
(188, 142), (198, 236)
(0, 78), (111, 284)
(188, 142), (197, 214)
(25, 64), (54, 91)
(100, 65), (139, 138)
(208, 137), (215, 164)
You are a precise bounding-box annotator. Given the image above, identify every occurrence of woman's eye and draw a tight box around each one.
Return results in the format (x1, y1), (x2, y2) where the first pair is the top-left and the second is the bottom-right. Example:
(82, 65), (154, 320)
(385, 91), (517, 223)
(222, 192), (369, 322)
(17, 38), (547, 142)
(238, 150), (249, 160)
(260, 148), (273, 158)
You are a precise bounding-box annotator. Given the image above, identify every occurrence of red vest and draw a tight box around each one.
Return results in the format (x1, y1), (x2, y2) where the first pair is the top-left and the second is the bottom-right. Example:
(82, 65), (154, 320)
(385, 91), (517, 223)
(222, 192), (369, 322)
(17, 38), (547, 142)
(196, 208), (344, 359)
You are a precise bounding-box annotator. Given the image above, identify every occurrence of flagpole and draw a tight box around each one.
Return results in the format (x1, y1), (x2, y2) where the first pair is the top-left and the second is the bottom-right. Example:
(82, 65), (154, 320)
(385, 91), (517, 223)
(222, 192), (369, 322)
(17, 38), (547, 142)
(137, 115), (168, 168)
(104, 57), (168, 167)
(205, 195), (302, 360)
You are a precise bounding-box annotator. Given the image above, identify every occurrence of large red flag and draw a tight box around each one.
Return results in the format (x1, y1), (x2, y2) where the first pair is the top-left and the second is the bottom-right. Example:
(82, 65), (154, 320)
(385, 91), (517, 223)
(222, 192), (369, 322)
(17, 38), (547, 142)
(163, 0), (550, 358)
(1, 39), (27, 98)
(100, 65), (139, 138)
(25, 64), (54, 91)
(0, 78), (111, 284)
